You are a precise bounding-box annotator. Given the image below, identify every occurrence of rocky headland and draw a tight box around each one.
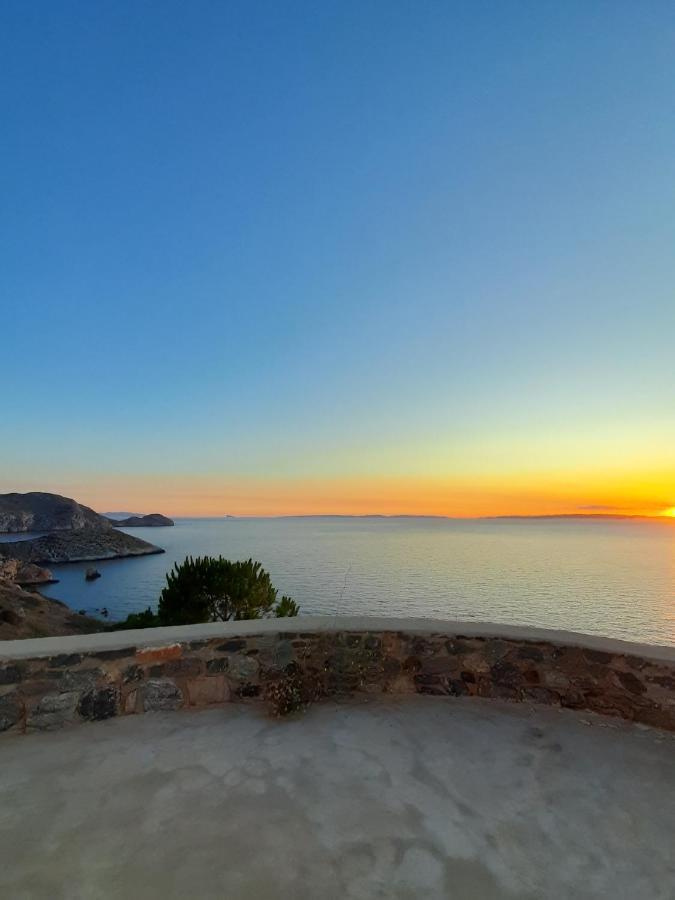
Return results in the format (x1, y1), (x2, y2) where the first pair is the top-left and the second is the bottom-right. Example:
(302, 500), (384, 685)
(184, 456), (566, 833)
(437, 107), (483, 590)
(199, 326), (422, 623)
(108, 513), (174, 527)
(0, 529), (164, 565)
(0, 492), (164, 564)
(0, 492), (106, 533)
(0, 492), (166, 638)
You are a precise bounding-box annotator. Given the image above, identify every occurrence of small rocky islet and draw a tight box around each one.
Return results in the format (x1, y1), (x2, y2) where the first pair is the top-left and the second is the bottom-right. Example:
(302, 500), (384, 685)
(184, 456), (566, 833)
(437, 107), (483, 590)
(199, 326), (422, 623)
(0, 492), (172, 639)
(106, 513), (174, 527)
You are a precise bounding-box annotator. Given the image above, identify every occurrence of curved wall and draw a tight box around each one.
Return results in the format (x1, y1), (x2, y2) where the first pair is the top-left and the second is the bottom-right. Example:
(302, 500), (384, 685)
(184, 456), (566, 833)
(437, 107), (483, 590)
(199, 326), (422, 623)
(1, 617), (675, 733)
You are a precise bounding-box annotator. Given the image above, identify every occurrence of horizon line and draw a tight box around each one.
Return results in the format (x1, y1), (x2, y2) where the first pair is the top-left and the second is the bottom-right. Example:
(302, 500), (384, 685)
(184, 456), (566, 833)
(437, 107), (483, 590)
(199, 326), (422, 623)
(129, 512), (674, 522)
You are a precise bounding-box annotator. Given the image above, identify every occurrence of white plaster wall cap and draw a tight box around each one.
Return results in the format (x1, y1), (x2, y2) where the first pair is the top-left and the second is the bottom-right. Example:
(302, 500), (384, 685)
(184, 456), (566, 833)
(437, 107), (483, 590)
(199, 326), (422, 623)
(1, 616), (675, 664)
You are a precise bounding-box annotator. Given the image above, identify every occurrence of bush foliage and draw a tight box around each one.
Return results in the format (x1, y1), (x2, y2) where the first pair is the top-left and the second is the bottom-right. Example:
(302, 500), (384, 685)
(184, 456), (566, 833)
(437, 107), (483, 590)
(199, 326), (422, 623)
(116, 556), (299, 629)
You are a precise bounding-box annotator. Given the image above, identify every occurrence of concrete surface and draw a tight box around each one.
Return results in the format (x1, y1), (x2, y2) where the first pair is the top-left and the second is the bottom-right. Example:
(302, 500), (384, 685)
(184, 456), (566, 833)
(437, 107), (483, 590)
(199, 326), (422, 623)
(1, 697), (674, 899)
(3, 614), (675, 664)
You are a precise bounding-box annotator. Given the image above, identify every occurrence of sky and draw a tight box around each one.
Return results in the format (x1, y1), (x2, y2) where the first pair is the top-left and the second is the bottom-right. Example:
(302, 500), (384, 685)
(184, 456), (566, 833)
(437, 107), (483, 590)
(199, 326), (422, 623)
(1, 1), (674, 517)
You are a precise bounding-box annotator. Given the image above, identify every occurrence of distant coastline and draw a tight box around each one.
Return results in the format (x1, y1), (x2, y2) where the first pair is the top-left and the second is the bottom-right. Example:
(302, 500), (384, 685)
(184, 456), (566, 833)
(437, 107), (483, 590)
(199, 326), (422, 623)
(166, 512), (673, 523)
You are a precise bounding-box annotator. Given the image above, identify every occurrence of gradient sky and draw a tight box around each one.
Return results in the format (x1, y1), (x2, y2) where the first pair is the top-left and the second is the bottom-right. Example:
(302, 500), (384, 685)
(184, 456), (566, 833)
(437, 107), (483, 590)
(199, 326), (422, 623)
(1, 1), (674, 517)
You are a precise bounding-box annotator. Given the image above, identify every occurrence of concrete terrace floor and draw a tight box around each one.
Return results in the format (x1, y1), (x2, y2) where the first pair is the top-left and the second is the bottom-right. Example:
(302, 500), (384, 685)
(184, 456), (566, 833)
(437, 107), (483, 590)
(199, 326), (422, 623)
(1, 698), (674, 900)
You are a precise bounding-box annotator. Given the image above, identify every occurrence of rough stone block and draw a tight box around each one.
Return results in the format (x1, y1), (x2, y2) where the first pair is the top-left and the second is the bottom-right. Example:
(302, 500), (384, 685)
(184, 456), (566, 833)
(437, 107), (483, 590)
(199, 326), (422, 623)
(206, 658), (229, 674)
(490, 660), (523, 688)
(0, 693), (22, 732)
(410, 638), (435, 657)
(123, 664), (143, 683)
(27, 691), (80, 730)
(420, 656), (460, 676)
(521, 687), (560, 706)
(272, 640), (294, 669)
(143, 679), (183, 711)
(382, 657), (402, 677)
(633, 705), (675, 731)
(380, 633), (400, 655)
(445, 638), (478, 656)
(485, 640), (511, 663)
(227, 654), (260, 681)
(385, 675), (414, 694)
(187, 677), (229, 706)
(516, 645), (546, 662)
(237, 683), (260, 698)
(92, 648), (137, 661)
(149, 658), (202, 678)
(541, 669), (571, 690)
(216, 639), (246, 653)
(457, 652), (490, 674)
(136, 644), (182, 665)
(614, 671), (646, 695)
(583, 648), (613, 665)
(0, 665), (23, 685)
(78, 687), (119, 721)
(57, 668), (102, 692)
(48, 654), (83, 668)
(584, 692), (638, 720)
(646, 673), (675, 690)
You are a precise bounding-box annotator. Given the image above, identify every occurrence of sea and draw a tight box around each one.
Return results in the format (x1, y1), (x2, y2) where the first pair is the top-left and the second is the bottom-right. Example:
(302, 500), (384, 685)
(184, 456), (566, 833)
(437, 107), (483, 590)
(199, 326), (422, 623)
(3, 516), (673, 646)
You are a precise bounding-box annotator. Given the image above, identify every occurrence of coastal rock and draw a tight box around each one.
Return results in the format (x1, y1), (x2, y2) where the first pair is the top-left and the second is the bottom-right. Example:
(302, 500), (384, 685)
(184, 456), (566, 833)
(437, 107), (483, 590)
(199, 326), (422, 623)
(0, 492), (108, 533)
(0, 558), (55, 585)
(0, 528), (164, 565)
(85, 568), (101, 581)
(108, 513), (174, 527)
(0, 577), (103, 640)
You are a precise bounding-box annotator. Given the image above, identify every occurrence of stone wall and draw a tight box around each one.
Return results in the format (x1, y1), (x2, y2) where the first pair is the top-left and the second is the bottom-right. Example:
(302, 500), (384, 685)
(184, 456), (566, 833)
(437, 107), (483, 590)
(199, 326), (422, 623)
(1, 618), (675, 734)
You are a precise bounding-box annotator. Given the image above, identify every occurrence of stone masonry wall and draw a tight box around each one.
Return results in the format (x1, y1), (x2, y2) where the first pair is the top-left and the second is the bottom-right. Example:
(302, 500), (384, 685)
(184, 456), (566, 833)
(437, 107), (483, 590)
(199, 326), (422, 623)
(2, 626), (675, 734)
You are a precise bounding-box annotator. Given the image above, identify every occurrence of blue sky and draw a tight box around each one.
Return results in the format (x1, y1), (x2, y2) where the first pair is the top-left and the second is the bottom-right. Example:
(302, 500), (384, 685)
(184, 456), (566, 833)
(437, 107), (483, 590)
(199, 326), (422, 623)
(1, 1), (674, 514)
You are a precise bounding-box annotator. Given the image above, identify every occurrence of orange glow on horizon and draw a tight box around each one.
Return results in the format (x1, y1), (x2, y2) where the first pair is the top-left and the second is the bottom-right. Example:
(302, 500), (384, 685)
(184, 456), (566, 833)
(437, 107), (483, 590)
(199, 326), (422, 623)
(13, 471), (673, 520)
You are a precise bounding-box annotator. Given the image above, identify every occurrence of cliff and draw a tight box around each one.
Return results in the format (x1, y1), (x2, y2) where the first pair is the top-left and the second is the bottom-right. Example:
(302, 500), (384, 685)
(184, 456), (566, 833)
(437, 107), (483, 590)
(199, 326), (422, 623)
(0, 492), (107, 533)
(109, 513), (174, 527)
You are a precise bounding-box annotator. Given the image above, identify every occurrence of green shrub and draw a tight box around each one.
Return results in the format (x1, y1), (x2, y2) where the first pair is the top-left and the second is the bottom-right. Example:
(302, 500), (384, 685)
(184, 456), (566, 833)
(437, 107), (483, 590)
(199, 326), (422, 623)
(113, 607), (160, 630)
(274, 594), (300, 618)
(115, 556), (299, 629)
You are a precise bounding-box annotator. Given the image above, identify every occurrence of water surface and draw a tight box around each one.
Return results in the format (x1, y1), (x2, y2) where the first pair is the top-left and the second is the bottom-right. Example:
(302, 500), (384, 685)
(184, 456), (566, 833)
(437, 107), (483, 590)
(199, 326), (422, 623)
(20, 516), (674, 645)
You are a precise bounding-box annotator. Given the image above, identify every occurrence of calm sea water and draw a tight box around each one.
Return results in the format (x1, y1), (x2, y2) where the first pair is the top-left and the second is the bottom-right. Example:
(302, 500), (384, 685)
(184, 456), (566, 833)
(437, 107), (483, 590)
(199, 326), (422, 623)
(5, 517), (674, 645)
